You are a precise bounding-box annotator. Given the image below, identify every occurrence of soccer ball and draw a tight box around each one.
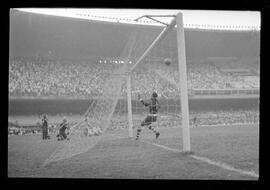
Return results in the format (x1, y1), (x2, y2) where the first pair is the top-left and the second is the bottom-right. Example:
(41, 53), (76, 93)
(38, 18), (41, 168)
(164, 58), (172, 66)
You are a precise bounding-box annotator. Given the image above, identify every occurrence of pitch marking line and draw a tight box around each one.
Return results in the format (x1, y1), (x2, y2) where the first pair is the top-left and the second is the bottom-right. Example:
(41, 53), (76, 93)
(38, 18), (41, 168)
(189, 154), (259, 178)
(142, 140), (259, 178)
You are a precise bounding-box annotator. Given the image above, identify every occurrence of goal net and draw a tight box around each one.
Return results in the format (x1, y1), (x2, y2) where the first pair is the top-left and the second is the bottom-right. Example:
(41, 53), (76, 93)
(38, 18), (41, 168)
(125, 24), (182, 130)
(43, 13), (189, 165)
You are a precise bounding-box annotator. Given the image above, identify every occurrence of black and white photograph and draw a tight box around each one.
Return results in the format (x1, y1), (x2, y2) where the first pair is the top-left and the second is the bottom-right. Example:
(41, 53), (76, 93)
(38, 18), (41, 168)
(8, 8), (260, 180)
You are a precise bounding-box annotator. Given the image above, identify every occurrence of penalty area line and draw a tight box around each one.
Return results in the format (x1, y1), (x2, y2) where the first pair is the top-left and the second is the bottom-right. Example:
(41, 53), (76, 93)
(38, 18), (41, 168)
(142, 140), (259, 179)
(189, 154), (259, 179)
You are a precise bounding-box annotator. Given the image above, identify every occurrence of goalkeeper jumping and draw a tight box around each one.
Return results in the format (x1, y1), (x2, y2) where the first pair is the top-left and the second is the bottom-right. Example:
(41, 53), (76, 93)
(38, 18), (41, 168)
(136, 92), (160, 140)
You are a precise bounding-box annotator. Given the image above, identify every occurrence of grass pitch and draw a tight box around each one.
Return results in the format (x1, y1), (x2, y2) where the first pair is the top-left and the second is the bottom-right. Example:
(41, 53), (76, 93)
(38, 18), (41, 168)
(8, 124), (259, 180)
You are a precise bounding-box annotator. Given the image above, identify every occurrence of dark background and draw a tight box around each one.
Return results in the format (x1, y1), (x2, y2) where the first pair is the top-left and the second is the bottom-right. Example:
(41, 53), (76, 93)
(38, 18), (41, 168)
(8, 98), (259, 116)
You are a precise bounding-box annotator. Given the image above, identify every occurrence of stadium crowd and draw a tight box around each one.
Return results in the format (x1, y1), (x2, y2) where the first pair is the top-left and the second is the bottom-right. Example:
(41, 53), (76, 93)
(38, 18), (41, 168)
(8, 127), (39, 136)
(8, 123), (56, 136)
(9, 57), (119, 98)
(9, 57), (259, 98)
(8, 109), (259, 136)
(187, 62), (256, 89)
(108, 109), (259, 130)
(189, 109), (259, 127)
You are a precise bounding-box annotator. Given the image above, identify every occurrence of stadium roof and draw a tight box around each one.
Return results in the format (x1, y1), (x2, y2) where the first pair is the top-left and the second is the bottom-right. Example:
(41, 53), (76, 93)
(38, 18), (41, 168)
(10, 9), (260, 61)
(14, 8), (260, 30)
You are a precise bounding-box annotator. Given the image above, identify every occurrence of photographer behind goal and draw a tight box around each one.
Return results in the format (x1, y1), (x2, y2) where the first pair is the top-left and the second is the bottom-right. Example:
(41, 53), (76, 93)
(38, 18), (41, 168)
(57, 117), (69, 141)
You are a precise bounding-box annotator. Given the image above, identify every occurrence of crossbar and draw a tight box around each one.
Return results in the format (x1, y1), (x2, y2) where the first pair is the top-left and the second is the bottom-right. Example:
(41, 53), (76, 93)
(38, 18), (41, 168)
(145, 16), (169, 26)
(134, 14), (176, 21)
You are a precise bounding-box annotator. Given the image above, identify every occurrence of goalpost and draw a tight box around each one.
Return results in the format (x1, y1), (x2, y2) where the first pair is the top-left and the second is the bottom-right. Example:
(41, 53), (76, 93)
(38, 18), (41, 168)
(44, 11), (191, 165)
(126, 12), (191, 152)
(176, 12), (191, 152)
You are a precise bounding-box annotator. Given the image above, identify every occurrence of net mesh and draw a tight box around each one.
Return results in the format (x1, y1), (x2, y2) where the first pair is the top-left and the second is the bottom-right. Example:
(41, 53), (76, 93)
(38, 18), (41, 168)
(127, 25), (182, 130)
(44, 65), (127, 165)
(43, 18), (183, 165)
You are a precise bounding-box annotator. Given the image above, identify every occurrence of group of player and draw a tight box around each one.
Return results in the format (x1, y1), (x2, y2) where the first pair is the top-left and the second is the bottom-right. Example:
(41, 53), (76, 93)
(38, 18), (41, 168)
(41, 115), (69, 141)
(40, 115), (104, 141)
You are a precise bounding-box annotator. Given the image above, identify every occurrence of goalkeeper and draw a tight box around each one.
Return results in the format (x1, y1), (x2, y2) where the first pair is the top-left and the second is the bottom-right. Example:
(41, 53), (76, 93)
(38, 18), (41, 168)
(136, 92), (160, 140)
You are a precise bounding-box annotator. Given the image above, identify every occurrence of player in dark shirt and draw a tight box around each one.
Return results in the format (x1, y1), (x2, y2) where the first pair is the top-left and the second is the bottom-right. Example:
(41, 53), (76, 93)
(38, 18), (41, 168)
(193, 116), (198, 127)
(41, 115), (49, 140)
(135, 92), (160, 140)
(57, 118), (69, 141)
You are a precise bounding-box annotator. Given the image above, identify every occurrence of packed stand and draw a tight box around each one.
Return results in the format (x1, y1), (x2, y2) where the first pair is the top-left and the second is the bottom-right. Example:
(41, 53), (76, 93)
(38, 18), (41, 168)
(187, 61), (259, 89)
(189, 109), (259, 127)
(109, 109), (259, 130)
(9, 57), (119, 98)
(8, 109), (259, 135)
(9, 57), (259, 99)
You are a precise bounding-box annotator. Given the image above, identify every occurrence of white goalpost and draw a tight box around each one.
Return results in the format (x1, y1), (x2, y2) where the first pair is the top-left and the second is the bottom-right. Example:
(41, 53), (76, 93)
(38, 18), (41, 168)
(176, 12), (191, 152)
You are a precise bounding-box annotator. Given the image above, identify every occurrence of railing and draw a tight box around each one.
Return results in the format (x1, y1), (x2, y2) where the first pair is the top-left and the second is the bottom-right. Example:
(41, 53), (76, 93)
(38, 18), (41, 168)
(189, 88), (259, 96)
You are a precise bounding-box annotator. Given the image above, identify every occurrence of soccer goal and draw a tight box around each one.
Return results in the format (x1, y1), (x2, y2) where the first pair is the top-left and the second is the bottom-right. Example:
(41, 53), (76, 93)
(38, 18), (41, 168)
(122, 12), (191, 152)
(44, 12), (190, 165)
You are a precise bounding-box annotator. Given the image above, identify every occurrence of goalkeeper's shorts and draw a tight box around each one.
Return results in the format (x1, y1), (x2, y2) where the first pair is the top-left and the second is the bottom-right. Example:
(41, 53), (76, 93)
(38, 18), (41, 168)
(141, 115), (157, 126)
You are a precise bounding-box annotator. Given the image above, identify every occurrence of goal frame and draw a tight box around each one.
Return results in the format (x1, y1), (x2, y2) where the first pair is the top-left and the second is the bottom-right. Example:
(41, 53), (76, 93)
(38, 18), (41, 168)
(126, 12), (191, 152)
